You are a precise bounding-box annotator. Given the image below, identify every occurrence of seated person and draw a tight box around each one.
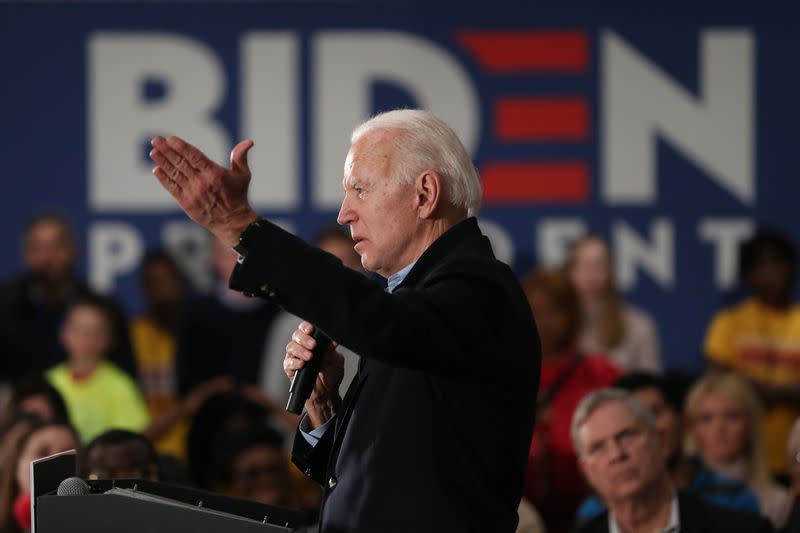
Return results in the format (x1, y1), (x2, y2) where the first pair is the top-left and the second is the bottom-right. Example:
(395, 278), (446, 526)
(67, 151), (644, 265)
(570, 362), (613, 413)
(686, 373), (793, 529)
(577, 373), (759, 522)
(0, 375), (70, 470)
(572, 389), (773, 533)
(78, 429), (160, 481)
(0, 422), (79, 533)
(46, 296), (150, 443)
(521, 268), (620, 533)
(0, 213), (136, 380)
(218, 424), (291, 506)
(704, 228), (800, 476)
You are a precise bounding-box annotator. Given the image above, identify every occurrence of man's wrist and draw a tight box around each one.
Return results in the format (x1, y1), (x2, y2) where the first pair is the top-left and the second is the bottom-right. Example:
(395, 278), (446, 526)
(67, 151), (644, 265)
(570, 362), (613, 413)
(306, 394), (341, 429)
(220, 209), (260, 248)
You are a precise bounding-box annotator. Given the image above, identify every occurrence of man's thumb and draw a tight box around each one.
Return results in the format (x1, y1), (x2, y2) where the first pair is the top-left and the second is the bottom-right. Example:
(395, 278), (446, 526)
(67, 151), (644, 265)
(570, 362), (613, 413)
(230, 139), (254, 174)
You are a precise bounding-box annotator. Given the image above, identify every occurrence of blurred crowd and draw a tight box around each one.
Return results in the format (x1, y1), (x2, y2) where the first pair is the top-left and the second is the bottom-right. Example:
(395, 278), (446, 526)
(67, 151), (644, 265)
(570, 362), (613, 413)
(0, 213), (798, 533)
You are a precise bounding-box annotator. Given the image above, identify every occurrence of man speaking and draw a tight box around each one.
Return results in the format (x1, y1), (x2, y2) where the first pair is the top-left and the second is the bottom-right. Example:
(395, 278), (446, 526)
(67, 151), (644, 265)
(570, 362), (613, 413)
(150, 109), (540, 532)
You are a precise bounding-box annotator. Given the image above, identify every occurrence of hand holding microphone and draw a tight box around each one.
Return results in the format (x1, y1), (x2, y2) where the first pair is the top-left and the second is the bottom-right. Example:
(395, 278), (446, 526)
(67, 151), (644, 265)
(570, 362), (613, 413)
(284, 322), (344, 420)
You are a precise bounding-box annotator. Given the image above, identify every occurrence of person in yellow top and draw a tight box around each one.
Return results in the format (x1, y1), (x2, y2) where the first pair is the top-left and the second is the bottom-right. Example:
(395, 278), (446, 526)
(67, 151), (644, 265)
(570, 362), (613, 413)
(705, 228), (800, 475)
(46, 296), (149, 443)
(129, 250), (188, 458)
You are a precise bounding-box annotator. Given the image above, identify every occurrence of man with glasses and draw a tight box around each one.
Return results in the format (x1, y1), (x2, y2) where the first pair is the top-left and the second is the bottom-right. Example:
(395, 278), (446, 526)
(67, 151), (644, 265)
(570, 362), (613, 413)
(572, 389), (772, 533)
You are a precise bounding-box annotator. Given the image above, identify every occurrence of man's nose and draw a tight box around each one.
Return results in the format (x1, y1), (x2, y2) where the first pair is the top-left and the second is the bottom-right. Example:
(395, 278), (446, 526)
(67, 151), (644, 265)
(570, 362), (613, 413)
(337, 197), (353, 225)
(608, 439), (628, 463)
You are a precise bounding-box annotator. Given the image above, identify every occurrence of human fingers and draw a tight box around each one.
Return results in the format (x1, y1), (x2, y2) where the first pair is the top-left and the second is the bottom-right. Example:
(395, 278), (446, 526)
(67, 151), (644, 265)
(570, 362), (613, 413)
(283, 350), (305, 378)
(152, 166), (185, 200)
(164, 135), (215, 172)
(286, 339), (312, 362)
(291, 327), (317, 354)
(150, 147), (189, 187)
(150, 136), (205, 182)
(230, 139), (254, 176)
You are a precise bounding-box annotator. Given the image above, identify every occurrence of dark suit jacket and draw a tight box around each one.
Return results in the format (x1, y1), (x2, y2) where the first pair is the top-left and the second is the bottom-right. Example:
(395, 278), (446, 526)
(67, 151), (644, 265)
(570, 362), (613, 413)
(575, 492), (774, 533)
(230, 217), (541, 533)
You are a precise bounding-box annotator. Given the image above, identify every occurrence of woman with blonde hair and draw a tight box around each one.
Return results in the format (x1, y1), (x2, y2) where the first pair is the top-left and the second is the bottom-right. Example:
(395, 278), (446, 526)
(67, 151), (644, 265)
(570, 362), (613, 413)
(565, 235), (662, 372)
(686, 372), (792, 529)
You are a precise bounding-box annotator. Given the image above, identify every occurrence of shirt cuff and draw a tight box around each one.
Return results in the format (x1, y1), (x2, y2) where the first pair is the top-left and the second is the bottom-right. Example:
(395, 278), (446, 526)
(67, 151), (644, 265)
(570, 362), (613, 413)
(299, 414), (335, 447)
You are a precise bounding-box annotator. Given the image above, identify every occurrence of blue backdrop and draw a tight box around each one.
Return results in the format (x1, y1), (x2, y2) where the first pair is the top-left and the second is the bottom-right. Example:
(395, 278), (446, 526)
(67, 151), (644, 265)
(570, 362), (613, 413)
(1, 1), (796, 373)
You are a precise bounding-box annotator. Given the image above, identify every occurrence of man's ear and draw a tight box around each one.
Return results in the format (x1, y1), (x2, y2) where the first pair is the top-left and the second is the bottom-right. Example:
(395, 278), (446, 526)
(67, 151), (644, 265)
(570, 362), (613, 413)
(415, 170), (442, 219)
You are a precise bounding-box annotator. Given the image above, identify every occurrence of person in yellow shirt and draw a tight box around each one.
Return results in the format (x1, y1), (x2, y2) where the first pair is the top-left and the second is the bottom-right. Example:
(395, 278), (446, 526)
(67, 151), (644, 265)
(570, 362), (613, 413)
(46, 296), (149, 443)
(705, 228), (800, 475)
(129, 250), (188, 458)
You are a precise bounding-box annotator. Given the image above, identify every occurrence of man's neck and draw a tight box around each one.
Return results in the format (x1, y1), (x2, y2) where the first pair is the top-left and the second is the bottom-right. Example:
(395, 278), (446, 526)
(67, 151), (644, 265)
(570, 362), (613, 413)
(381, 216), (459, 279)
(609, 476), (674, 533)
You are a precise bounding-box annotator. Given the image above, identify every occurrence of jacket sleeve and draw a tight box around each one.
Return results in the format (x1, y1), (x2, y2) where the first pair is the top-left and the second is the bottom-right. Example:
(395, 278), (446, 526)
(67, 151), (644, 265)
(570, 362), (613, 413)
(229, 220), (525, 374)
(290, 419), (336, 486)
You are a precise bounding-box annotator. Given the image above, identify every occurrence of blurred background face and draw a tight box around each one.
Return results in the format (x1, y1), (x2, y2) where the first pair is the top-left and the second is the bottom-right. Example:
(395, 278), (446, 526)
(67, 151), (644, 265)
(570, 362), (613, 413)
(690, 391), (749, 465)
(526, 287), (573, 357)
(87, 442), (158, 481)
(747, 249), (793, 305)
(578, 401), (663, 504)
(23, 219), (75, 283)
(15, 426), (78, 494)
(143, 259), (184, 308)
(18, 395), (55, 424)
(631, 387), (683, 460)
(569, 239), (611, 302)
(230, 445), (290, 506)
(61, 305), (112, 365)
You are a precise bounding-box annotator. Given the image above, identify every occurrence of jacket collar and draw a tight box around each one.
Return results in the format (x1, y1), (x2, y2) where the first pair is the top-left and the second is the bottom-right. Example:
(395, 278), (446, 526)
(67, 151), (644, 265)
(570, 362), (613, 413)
(395, 217), (493, 291)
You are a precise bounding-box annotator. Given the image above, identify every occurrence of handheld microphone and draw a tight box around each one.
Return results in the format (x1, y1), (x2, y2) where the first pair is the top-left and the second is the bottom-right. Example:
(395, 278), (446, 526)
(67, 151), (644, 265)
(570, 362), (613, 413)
(286, 328), (333, 414)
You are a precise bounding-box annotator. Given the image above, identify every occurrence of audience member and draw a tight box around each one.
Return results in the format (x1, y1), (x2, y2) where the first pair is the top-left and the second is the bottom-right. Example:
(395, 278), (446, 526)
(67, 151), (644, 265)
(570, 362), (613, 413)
(259, 225), (363, 406)
(686, 373), (792, 529)
(0, 213), (136, 380)
(175, 237), (279, 394)
(566, 236), (662, 372)
(0, 375), (69, 430)
(0, 422), (79, 533)
(704, 228), (800, 476)
(784, 418), (800, 532)
(218, 424), (291, 506)
(46, 296), (150, 442)
(130, 250), (189, 458)
(572, 389), (772, 533)
(577, 373), (760, 522)
(186, 391), (321, 511)
(521, 268), (620, 533)
(78, 429), (159, 481)
(0, 376), (69, 471)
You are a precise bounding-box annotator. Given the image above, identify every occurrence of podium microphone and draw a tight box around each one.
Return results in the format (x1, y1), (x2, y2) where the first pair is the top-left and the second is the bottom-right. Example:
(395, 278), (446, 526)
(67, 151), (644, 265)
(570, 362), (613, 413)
(286, 328), (332, 414)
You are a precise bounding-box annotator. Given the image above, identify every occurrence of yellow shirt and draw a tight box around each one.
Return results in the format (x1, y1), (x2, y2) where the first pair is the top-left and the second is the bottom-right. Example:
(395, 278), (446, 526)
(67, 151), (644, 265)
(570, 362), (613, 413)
(46, 361), (150, 444)
(130, 317), (187, 459)
(705, 298), (800, 473)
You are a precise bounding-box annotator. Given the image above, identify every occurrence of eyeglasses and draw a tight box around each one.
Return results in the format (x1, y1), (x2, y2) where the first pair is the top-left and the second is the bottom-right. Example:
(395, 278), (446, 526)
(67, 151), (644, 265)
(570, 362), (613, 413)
(582, 425), (648, 462)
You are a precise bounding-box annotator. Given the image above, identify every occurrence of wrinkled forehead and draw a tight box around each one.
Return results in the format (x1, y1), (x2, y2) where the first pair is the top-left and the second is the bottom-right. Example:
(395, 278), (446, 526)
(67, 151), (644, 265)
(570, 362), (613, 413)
(580, 401), (640, 445)
(344, 129), (402, 181)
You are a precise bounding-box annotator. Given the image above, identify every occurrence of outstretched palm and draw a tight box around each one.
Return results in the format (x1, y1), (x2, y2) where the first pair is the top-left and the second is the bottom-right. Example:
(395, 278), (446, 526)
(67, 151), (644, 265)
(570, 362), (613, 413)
(149, 135), (258, 245)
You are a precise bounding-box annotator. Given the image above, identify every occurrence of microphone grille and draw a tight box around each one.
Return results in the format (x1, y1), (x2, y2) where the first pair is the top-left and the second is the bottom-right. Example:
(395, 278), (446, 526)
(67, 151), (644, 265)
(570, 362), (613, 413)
(56, 477), (90, 496)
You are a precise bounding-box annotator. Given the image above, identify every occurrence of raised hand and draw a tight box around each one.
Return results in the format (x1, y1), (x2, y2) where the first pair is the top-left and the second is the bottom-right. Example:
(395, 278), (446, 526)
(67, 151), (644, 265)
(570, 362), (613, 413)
(149, 136), (259, 245)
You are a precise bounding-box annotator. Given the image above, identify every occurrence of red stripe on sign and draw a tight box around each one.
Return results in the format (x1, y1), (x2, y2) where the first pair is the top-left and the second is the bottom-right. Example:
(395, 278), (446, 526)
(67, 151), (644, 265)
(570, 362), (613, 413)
(496, 97), (589, 141)
(456, 31), (588, 73)
(482, 162), (589, 203)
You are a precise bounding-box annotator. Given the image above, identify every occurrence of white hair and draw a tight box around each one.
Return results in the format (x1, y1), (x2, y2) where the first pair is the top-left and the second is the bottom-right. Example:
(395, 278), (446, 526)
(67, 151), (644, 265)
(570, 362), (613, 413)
(570, 388), (657, 456)
(351, 109), (482, 217)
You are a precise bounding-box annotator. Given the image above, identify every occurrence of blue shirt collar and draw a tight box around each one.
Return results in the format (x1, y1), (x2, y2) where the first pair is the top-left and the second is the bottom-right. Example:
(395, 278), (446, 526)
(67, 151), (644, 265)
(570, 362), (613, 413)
(387, 262), (416, 293)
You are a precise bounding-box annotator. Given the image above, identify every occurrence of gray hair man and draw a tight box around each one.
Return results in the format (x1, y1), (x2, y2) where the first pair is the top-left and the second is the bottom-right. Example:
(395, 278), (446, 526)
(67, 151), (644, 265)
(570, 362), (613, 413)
(572, 388), (773, 533)
(149, 109), (540, 532)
